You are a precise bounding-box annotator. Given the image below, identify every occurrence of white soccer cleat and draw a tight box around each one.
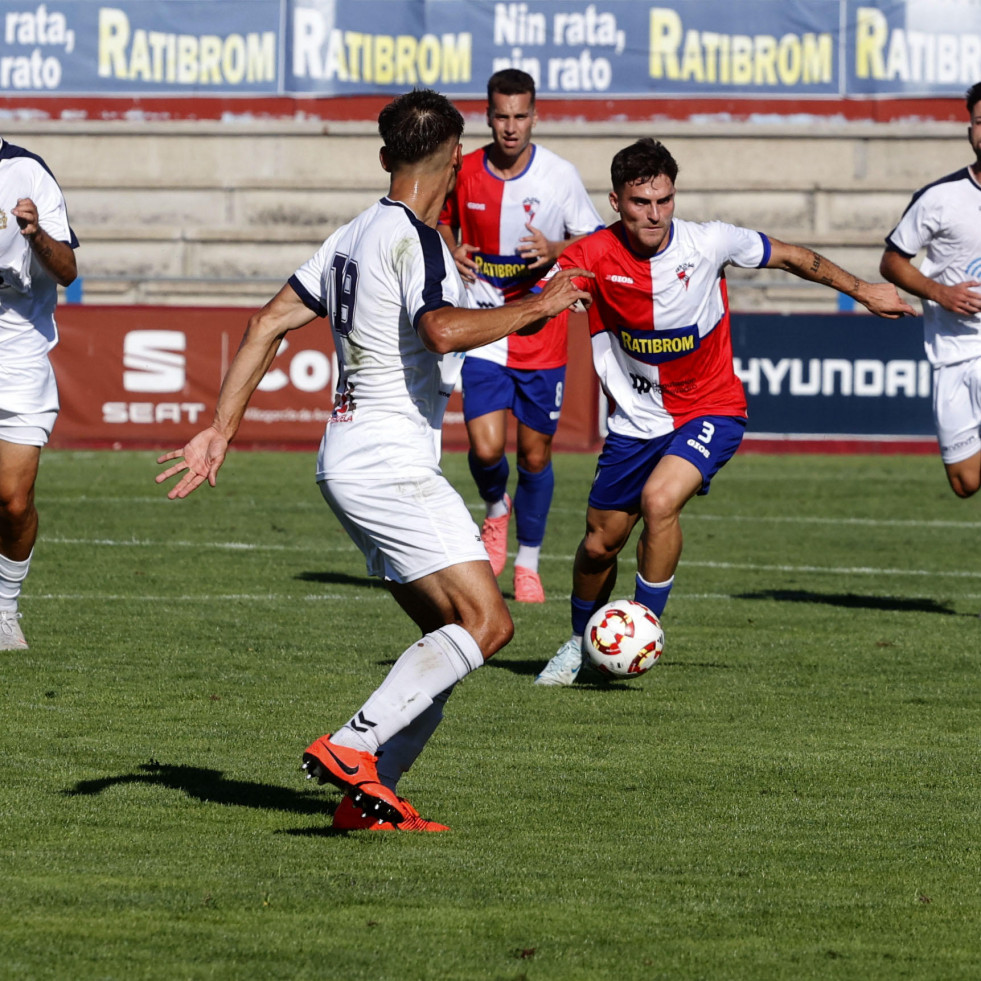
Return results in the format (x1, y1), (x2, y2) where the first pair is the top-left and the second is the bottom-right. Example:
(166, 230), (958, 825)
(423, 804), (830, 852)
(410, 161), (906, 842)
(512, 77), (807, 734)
(534, 636), (582, 686)
(0, 611), (28, 651)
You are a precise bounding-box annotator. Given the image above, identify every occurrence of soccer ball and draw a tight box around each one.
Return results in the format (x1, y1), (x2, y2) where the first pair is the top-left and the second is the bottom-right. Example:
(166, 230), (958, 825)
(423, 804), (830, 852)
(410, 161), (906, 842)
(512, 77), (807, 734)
(584, 599), (664, 678)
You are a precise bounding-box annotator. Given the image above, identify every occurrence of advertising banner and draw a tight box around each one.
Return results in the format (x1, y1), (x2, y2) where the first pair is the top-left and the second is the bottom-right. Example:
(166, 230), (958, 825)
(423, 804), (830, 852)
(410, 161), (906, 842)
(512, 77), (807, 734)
(731, 312), (934, 442)
(47, 305), (600, 452)
(1, 1), (977, 101)
(0, 0), (282, 95)
(48, 306), (934, 453)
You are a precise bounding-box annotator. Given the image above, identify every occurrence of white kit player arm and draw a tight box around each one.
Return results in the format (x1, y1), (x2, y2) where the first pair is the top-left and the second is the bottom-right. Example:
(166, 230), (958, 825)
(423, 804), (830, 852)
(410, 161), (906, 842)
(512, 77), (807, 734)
(418, 265), (593, 353)
(881, 185), (981, 318)
(156, 282), (319, 499)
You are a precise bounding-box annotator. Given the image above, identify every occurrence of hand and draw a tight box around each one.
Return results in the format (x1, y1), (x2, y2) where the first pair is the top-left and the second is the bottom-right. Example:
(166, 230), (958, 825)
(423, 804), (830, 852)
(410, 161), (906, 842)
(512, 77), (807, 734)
(535, 267), (594, 318)
(937, 280), (981, 317)
(517, 222), (557, 270)
(155, 427), (229, 499)
(11, 198), (40, 239)
(857, 282), (916, 320)
(452, 243), (479, 284)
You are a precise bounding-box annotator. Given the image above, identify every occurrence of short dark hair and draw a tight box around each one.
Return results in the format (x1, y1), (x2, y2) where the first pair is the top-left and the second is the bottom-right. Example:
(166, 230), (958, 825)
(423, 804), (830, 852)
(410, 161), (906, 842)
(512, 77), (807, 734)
(377, 89), (464, 167)
(967, 82), (981, 115)
(610, 138), (679, 191)
(487, 68), (536, 105)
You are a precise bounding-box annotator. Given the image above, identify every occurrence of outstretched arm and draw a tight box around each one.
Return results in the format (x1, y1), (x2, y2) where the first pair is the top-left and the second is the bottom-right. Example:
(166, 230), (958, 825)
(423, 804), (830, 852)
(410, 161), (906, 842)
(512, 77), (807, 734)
(880, 248), (981, 317)
(155, 283), (317, 499)
(766, 238), (915, 319)
(418, 267), (593, 354)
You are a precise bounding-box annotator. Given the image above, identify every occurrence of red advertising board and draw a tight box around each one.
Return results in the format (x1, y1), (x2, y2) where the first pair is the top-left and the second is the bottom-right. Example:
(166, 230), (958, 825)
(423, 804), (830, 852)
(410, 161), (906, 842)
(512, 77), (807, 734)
(48, 306), (602, 452)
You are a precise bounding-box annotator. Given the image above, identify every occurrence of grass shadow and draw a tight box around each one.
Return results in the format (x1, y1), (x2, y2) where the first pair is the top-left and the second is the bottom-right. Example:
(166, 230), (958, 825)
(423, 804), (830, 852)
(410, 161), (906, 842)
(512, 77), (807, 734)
(485, 656), (649, 689)
(295, 571), (384, 589)
(735, 588), (965, 616)
(64, 761), (335, 817)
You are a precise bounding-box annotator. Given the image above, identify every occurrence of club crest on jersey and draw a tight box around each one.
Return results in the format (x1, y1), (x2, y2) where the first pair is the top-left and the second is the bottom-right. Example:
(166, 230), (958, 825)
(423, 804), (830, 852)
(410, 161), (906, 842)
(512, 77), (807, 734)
(330, 383), (356, 424)
(0, 207), (6, 230)
(617, 323), (699, 365)
(522, 197), (539, 223)
(675, 261), (694, 290)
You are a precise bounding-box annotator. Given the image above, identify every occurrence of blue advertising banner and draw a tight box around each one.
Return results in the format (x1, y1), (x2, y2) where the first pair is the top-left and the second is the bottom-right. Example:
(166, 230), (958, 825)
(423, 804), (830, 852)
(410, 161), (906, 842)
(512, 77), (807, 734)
(1, 0), (281, 95)
(0, 1), (978, 100)
(731, 313), (933, 439)
(846, 0), (981, 95)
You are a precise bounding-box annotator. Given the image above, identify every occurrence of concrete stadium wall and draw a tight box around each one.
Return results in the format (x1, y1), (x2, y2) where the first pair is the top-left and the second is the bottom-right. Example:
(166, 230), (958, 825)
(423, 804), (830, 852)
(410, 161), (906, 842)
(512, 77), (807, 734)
(3, 117), (970, 312)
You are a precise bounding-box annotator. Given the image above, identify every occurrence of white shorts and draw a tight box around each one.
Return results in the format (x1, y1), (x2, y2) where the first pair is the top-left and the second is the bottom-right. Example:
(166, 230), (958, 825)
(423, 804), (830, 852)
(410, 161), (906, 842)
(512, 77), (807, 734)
(318, 473), (487, 584)
(0, 408), (58, 446)
(933, 359), (981, 464)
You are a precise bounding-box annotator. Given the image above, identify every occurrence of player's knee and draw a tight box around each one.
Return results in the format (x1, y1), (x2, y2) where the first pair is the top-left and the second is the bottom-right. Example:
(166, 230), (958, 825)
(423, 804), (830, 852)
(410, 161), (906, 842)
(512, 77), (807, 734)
(516, 446), (551, 473)
(0, 487), (35, 526)
(641, 485), (684, 525)
(578, 533), (620, 571)
(466, 601), (513, 658)
(471, 448), (505, 469)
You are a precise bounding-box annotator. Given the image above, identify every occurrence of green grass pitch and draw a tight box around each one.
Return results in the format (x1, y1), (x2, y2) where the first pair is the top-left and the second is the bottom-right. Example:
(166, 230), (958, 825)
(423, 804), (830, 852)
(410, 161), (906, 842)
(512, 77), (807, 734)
(2, 449), (979, 980)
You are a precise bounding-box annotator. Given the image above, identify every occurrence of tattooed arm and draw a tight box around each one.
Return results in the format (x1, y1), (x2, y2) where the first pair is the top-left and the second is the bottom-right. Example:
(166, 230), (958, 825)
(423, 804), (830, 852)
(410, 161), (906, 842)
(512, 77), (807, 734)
(765, 237), (914, 320)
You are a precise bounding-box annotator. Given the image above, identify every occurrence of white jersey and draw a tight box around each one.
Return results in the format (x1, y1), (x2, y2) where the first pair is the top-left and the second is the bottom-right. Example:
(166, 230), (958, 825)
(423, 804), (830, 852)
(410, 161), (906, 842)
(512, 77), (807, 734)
(0, 139), (77, 366)
(886, 166), (981, 366)
(289, 197), (469, 480)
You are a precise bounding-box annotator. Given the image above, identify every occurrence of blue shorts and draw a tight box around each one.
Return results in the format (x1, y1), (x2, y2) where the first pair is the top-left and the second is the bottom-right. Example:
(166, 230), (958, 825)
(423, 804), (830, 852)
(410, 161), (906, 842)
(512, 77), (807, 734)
(461, 358), (566, 436)
(588, 416), (746, 511)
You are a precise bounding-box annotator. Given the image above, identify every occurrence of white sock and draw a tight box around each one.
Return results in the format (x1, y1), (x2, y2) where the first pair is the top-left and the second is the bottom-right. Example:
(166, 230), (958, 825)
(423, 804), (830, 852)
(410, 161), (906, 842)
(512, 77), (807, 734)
(0, 550), (31, 613)
(376, 686), (454, 792)
(514, 544), (540, 573)
(333, 624), (483, 754)
(486, 497), (510, 519)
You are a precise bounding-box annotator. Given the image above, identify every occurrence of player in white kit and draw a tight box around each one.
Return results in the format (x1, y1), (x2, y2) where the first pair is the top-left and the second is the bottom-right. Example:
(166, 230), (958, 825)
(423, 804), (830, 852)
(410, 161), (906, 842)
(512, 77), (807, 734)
(157, 90), (591, 830)
(439, 69), (604, 602)
(0, 138), (79, 650)
(881, 81), (981, 499)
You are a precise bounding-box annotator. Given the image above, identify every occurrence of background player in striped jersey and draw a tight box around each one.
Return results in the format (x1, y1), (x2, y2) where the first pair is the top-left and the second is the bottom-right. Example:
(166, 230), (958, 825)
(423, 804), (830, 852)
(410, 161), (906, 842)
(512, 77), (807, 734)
(438, 69), (604, 603)
(880, 82), (981, 500)
(0, 137), (79, 651)
(535, 137), (913, 686)
(158, 90), (592, 828)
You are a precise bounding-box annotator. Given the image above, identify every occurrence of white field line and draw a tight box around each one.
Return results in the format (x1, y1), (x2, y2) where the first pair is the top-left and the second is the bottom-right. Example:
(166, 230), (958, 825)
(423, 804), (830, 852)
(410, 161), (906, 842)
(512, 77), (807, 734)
(46, 493), (981, 531)
(24, 590), (981, 603)
(40, 534), (980, 580)
(42, 536), (357, 552)
(685, 514), (981, 529)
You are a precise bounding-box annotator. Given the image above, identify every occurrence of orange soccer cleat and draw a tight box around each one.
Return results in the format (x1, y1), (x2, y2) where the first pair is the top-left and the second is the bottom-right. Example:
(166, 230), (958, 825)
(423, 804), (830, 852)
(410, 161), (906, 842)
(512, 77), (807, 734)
(480, 493), (512, 577)
(513, 565), (545, 603)
(332, 794), (450, 832)
(302, 734), (408, 825)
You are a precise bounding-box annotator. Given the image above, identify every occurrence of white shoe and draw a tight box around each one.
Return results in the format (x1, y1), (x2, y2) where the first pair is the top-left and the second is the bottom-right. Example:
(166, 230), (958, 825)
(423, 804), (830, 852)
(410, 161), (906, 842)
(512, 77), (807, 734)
(534, 637), (582, 686)
(0, 611), (28, 650)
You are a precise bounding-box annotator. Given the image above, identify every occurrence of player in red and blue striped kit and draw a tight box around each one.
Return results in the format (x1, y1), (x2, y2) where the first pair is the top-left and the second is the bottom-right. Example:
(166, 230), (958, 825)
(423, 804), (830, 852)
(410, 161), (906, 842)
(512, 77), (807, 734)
(535, 138), (913, 686)
(439, 69), (603, 603)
